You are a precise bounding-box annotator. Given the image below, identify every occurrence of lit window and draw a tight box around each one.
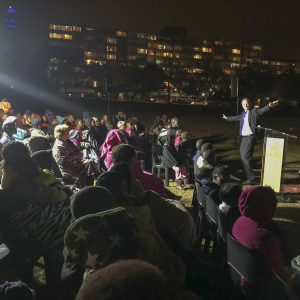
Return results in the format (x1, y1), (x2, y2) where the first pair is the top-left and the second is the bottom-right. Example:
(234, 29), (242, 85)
(107, 54), (117, 60)
(215, 41), (223, 46)
(194, 54), (202, 60)
(49, 33), (72, 40)
(194, 47), (200, 51)
(107, 46), (117, 52)
(157, 44), (166, 50)
(107, 38), (117, 44)
(60, 25), (68, 31)
(137, 48), (147, 54)
(262, 60), (269, 65)
(174, 53), (181, 59)
(187, 68), (202, 74)
(137, 32), (146, 39)
(49, 57), (59, 64)
(147, 50), (155, 56)
(116, 31), (126, 37)
(252, 45), (262, 51)
(128, 55), (136, 60)
(164, 81), (174, 88)
(72, 26), (81, 32)
(148, 42), (157, 48)
(85, 59), (106, 66)
(224, 69), (232, 75)
(232, 49), (241, 55)
(202, 47), (212, 53)
(162, 52), (172, 58)
(232, 56), (241, 62)
(148, 35), (157, 40)
(193, 68), (202, 73)
(49, 24), (75, 32)
(85, 51), (94, 57)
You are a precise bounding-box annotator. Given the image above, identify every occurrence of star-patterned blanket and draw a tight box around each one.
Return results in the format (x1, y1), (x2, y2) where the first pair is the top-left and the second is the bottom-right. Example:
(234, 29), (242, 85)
(64, 207), (139, 269)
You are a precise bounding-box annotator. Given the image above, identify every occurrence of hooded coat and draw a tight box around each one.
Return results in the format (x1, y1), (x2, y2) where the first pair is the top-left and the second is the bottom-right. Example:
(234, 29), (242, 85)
(232, 186), (285, 299)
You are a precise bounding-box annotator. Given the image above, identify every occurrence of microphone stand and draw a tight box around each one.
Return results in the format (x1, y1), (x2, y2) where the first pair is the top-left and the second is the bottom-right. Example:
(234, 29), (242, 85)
(256, 126), (298, 140)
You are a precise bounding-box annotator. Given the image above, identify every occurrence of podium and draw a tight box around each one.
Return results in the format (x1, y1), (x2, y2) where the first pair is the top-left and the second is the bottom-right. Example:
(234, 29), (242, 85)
(259, 126), (298, 193)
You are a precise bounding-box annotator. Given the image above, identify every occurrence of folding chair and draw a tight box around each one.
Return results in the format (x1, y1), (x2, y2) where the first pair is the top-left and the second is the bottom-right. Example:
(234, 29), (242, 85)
(151, 149), (170, 186)
(195, 182), (207, 242)
(203, 197), (219, 257)
(226, 233), (298, 300)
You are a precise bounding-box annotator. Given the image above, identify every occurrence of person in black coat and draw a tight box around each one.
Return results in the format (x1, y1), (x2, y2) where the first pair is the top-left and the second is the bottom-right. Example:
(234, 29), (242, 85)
(196, 166), (230, 205)
(222, 98), (278, 184)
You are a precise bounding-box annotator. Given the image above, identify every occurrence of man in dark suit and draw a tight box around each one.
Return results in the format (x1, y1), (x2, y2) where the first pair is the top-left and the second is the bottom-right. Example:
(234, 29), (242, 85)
(223, 98), (278, 184)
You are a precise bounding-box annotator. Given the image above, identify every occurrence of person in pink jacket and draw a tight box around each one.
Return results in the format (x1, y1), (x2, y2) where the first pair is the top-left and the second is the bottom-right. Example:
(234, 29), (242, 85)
(100, 122), (129, 170)
(131, 159), (166, 197)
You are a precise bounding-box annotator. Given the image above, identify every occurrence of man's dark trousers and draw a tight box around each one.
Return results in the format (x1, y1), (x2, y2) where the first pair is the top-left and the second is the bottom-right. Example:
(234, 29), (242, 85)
(240, 135), (256, 181)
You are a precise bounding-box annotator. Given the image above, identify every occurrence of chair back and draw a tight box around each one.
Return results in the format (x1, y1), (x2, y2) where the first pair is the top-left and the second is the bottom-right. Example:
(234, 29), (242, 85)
(226, 233), (295, 300)
(205, 197), (218, 225)
(227, 233), (259, 285)
(196, 182), (206, 210)
(152, 141), (163, 165)
(217, 209), (227, 242)
(192, 185), (197, 208)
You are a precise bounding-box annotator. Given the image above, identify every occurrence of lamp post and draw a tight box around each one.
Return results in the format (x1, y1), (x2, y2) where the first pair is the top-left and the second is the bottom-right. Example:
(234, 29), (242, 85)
(230, 68), (239, 145)
(103, 77), (110, 118)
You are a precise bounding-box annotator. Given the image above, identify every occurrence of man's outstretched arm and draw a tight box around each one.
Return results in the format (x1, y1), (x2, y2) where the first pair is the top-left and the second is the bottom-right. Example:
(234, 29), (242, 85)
(222, 114), (241, 122)
(257, 100), (279, 116)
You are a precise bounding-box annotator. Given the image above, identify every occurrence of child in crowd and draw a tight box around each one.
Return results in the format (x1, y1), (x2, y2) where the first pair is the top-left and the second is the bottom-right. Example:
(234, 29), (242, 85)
(193, 139), (205, 176)
(218, 182), (242, 232)
(163, 136), (190, 190)
(174, 129), (183, 147)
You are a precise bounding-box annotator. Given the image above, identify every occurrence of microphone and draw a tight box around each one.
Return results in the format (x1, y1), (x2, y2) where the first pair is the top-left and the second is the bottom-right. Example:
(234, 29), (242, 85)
(255, 125), (271, 130)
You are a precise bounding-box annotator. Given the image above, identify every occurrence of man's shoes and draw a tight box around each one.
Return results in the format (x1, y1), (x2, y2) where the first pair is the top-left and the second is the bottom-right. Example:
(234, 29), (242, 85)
(242, 178), (255, 185)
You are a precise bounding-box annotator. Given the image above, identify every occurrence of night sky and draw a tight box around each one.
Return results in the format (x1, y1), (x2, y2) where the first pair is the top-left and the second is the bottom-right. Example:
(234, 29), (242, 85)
(16, 0), (300, 61)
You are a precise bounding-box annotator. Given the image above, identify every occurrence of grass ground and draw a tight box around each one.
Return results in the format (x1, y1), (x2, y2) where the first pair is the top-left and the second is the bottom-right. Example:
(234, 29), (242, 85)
(152, 108), (300, 258)
(32, 103), (300, 285)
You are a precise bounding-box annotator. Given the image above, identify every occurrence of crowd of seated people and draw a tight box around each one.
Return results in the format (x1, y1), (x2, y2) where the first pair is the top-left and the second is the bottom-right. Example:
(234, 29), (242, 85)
(192, 137), (300, 299)
(0, 108), (299, 300)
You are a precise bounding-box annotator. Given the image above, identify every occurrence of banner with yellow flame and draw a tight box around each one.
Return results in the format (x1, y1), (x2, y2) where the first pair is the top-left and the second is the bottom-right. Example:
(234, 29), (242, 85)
(262, 137), (285, 193)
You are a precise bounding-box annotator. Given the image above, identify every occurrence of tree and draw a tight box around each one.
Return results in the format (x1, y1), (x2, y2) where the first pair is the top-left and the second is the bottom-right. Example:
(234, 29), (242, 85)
(238, 67), (275, 100)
